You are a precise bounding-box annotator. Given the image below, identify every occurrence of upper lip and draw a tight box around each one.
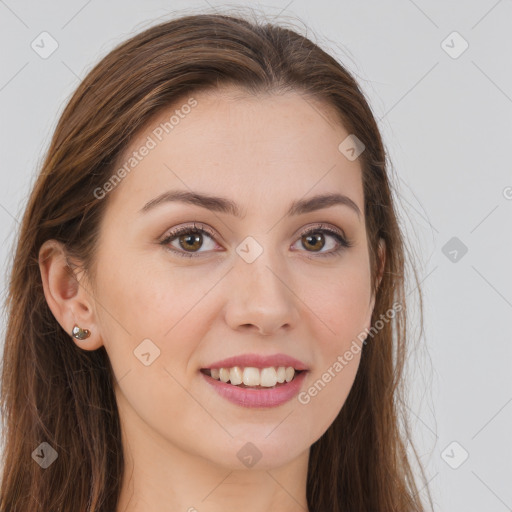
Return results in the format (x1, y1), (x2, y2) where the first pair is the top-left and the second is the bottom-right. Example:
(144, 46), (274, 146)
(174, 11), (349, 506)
(203, 353), (309, 371)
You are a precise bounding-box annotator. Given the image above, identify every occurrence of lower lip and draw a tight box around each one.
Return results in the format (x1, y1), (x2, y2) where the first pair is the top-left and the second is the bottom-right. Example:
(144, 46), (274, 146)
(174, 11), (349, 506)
(200, 370), (308, 408)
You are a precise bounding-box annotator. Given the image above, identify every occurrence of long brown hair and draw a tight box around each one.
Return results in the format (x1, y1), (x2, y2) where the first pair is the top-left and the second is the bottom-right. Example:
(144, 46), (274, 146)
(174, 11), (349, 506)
(0, 9), (433, 511)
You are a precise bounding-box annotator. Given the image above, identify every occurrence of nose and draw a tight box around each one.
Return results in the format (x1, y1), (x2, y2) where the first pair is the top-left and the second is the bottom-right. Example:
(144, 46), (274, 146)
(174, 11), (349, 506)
(223, 248), (300, 336)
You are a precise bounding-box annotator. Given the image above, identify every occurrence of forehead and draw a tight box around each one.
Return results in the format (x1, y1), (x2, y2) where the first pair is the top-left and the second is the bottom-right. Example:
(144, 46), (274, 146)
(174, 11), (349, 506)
(105, 87), (364, 218)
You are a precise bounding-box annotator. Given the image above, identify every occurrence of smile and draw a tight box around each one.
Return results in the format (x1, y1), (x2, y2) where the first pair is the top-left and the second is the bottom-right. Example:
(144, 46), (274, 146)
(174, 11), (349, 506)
(200, 366), (304, 388)
(200, 367), (308, 408)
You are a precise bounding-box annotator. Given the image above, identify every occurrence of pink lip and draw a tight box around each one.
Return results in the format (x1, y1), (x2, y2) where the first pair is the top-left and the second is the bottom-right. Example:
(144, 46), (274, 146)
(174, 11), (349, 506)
(200, 370), (308, 408)
(203, 353), (309, 371)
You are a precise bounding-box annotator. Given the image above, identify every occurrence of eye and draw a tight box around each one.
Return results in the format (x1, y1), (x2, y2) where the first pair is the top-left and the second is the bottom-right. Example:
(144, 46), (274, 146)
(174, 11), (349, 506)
(291, 223), (353, 258)
(159, 222), (353, 258)
(159, 222), (218, 258)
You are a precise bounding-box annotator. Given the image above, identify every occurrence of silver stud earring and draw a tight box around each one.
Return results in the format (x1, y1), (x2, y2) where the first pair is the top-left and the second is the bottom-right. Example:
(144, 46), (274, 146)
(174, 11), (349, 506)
(71, 324), (91, 340)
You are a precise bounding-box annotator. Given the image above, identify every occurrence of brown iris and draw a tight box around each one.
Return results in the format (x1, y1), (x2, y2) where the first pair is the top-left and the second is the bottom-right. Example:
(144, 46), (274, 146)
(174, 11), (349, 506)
(179, 232), (203, 251)
(301, 232), (325, 252)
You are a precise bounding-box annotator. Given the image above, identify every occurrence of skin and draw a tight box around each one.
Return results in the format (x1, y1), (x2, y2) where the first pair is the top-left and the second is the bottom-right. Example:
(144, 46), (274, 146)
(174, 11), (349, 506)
(39, 86), (384, 512)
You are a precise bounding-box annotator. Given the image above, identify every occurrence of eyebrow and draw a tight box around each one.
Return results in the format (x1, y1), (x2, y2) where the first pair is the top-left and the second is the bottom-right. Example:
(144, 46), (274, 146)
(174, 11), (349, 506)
(139, 190), (362, 219)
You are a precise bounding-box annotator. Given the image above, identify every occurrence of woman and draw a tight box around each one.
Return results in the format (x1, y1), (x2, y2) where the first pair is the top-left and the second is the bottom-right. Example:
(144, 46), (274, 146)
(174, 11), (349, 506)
(0, 11), (433, 512)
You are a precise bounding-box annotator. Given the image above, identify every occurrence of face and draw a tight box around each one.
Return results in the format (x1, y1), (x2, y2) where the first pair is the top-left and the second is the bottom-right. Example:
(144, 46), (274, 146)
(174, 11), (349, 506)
(87, 86), (377, 470)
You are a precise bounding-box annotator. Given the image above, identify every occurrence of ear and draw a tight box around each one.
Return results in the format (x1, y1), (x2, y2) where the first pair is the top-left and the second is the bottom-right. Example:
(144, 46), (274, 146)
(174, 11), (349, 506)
(38, 239), (104, 351)
(375, 237), (386, 291)
(364, 238), (386, 333)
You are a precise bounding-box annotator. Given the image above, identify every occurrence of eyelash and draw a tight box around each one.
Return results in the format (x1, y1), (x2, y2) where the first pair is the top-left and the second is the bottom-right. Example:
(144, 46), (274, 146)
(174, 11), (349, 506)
(159, 222), (353, 259)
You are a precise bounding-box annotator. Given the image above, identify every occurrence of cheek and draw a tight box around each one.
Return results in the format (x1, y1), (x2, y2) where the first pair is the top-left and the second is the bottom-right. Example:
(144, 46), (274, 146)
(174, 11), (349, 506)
(94, 260), (212, 446)
(97, 246), (213, 338)
(302, 257), (372, 344)
(296, 257), (370, 426)
(302, 349), (361, 443)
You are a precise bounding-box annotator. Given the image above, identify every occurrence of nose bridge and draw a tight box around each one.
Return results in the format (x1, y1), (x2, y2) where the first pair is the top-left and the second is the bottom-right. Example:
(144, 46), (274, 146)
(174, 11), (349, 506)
(224, 234), (299, 334)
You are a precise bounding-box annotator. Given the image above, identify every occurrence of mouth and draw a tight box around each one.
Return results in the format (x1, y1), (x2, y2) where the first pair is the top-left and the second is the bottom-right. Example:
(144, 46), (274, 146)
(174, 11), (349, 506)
(200, 367), (306, 389)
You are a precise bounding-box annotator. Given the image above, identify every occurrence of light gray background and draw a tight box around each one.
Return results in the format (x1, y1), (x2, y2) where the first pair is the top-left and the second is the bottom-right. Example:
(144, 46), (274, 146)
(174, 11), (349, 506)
(1, 1), (511, 511)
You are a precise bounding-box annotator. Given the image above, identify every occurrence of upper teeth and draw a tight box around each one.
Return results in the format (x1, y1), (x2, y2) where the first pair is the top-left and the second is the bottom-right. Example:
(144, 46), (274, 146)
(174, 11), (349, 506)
(209, 366), (296, 387)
